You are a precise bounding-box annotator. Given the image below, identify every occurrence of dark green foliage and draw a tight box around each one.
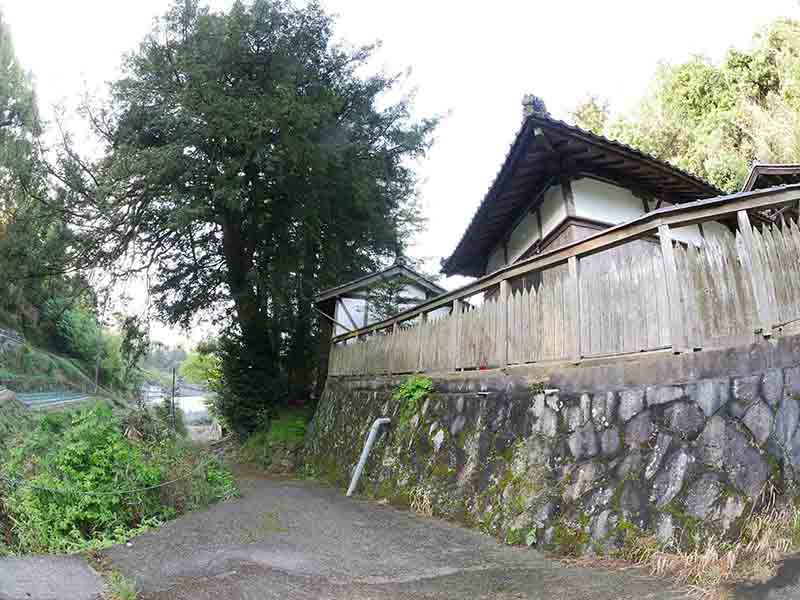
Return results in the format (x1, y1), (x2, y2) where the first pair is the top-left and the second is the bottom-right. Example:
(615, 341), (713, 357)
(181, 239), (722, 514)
(153, 398), (188, 438)
(394, 375), (434, 429)
(58, 0), (436, 424)
(239, 408), (310, 471)
(0, 403), (236, 553)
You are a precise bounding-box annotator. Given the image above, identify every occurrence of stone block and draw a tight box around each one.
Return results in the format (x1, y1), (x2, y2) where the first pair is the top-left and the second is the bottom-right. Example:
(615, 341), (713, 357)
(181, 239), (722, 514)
(599, 427), (621, 458)
(532, 406), (558, 438)
(566, 400), (589, 433)
(624, 410), (653, 448)
(568, 423), (599, 460)
(619, 388), (645, 422)
(646, 385), (685, 407)
(730, 374), (763, 418)
(651, 448), (693, 508)
(591, 392), (617, 427)
(785, 366), (800, 395)
(762, 369), (783, 407)
(585, 486), (614, 515)
(774, 392), (800, 450)
(684, 473), (722, 519)
(590, 509), (618, 542)
(618, 480), (648, 522)
(690, 378), (730, 417)
(450, 415), (467, 437)
(698, 416), (769, 497)
(615, 450), (643, 480)
(697, 415), (728, 469)
(663, 401), (706, 440)
(563, 460), (604, 501)
(655, 513), (676, 547)
(742, 400), (774, 447)
(644, 432), (672, 480)
(733, 374), (761, 404)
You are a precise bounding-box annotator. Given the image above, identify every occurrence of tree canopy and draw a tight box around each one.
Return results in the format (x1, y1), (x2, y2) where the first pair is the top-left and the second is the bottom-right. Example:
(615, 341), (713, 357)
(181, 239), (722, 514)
(60, 0), (436, 432)
(572, 19), (800, 192)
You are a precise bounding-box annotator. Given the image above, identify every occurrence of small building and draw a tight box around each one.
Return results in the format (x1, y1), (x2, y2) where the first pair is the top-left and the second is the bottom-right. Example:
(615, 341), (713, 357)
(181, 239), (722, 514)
(442, 112), (733, 282)
(314, 259), (447, 393)
(316, 258), (447, 338)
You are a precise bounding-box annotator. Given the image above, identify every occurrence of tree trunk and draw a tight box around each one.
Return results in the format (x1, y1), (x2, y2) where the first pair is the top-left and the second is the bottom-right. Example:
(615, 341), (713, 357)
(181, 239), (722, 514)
(220, 213), (273, 365)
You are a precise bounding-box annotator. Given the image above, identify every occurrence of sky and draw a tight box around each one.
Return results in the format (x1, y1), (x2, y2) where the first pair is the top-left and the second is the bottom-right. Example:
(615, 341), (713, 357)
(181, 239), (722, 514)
(3, 0), (799, 345)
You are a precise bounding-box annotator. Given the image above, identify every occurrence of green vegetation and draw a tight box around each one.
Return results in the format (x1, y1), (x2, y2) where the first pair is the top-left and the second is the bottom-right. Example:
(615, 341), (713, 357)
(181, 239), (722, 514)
(0, 402), (236, 554)
(394, 376), (434, 429)
(44, 0), (437, 434)
(239, 408), (310, 471)
(179, 351), (221, 387)
(106, 571), (138, 600)
(573, 19), (800, 193)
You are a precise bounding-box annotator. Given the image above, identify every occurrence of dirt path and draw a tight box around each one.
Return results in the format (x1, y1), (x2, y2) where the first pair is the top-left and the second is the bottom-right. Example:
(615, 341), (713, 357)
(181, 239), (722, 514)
(97, 474), (688, 600)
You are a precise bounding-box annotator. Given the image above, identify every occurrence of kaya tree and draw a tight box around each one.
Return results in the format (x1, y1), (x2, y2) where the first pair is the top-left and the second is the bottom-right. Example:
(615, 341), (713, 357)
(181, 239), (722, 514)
(73, 0), (435, 433)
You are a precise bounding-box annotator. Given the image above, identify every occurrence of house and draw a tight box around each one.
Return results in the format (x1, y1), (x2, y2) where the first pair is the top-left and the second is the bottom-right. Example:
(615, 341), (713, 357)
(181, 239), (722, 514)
(441, 111), (736, 285)
(315, 258), (447, 338)
(323, 101), (800, 380)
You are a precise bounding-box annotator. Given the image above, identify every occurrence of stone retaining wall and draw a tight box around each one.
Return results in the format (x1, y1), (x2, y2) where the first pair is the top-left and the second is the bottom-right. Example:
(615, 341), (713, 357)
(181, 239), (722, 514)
(306, 335), (800, 552)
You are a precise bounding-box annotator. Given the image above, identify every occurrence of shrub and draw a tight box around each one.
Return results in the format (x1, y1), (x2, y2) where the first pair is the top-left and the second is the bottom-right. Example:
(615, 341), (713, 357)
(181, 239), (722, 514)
(0, 402), (236, 553)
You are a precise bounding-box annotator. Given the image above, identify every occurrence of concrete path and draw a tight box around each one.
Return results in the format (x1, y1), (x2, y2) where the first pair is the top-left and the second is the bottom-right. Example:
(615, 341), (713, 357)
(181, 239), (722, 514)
(0, 555), (103, 600)
(735, 554), (800, 599)
(99, 475), (687, 600)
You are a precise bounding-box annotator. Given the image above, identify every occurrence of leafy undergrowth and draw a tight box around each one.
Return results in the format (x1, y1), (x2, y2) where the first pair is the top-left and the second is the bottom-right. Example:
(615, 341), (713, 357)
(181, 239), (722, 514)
(237, 408), (311, 474)
(609, 487), (800, 599)
(0, 401), (236, 555)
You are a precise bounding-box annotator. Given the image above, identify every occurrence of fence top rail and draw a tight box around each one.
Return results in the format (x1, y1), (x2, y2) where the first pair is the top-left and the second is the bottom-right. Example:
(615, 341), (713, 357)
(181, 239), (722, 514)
(331, 184), (800, 344)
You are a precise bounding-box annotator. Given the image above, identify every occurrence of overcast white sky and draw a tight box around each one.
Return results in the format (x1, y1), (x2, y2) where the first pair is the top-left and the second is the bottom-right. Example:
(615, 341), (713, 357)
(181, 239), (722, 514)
(3, 0), (799, 345)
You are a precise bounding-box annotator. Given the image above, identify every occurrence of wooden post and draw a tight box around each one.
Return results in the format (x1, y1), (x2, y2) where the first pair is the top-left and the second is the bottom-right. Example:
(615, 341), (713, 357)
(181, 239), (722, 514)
(451, 300), (462, 372)
(416, 312), (428, 373)
(389, 323), (399, 375)
(658, 224), (687, 353)
(499, 279), (510, 367)
(737, 210), (774, 335)
(568, 256), (581, 361)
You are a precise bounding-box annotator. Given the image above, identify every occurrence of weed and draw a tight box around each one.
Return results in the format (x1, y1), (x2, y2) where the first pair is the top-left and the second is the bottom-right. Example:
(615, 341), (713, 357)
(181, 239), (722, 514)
(106, 571), (138, 600)
(394, 376), (433, 429)
(409, 485), (434, 517)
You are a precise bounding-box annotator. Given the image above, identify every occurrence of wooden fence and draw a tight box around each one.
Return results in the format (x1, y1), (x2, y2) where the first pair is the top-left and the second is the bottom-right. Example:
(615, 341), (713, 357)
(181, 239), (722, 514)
(328, 187), (800, 376)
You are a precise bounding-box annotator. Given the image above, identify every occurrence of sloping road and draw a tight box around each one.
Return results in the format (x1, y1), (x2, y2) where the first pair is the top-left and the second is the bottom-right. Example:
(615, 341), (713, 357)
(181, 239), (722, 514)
(0, 473), (695, 600)
(98, 474), (688, 600)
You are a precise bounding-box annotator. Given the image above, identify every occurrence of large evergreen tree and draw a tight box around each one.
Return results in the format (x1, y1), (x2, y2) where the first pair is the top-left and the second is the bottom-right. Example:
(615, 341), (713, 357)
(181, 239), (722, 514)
(65, 0), (436, 432)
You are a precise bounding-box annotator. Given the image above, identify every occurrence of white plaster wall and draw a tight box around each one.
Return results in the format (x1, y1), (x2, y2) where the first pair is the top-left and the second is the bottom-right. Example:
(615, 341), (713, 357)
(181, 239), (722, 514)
(334, 297), (367, 336)
(669, 224), (705, 246)
(659, 200), (720, 246)
(507, 210), (541, 263)
(540, 184), (566, 238)
(701, 221), (730, 239)
(572, 178), (644, 225)
(429, 306), (451, 321)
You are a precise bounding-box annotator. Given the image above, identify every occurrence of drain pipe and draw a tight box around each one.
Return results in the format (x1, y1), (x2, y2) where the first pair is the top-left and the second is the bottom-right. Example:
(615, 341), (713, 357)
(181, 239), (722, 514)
(346, 417), (391, 497)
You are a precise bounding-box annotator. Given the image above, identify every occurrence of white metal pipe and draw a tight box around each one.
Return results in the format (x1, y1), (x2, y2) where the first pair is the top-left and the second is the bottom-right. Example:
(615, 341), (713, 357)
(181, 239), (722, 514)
(346, 417), (391, 497)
